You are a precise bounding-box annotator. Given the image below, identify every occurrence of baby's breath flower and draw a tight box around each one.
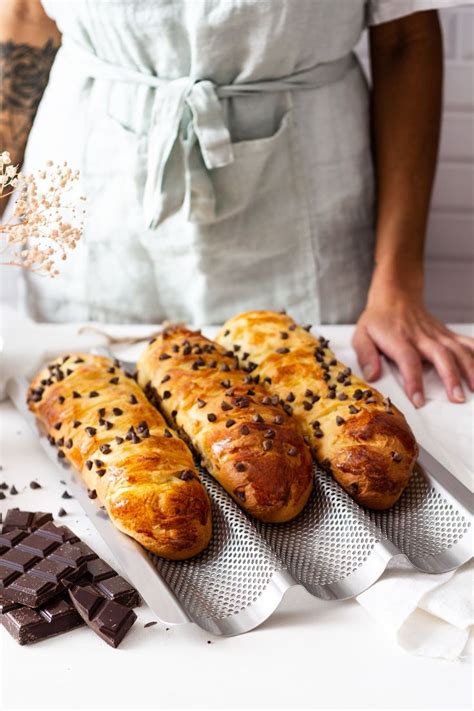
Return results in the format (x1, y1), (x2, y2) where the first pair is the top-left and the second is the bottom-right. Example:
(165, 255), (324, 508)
(0, 152), (84, 276)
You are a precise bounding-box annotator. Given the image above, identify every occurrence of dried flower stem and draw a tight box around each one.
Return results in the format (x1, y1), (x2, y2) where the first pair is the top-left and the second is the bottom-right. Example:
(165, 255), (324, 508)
(0, 151), (84, 277)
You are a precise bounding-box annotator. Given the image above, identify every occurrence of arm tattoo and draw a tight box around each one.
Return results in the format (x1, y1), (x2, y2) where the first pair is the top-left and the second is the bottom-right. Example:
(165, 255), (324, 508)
(0, 39), (59, 166)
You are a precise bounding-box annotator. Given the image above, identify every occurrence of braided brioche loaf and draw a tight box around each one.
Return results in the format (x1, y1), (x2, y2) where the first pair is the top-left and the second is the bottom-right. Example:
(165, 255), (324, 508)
(28, 353), (212, 559)
(137, 326), (313, 522)
(216, 311), (418, 509)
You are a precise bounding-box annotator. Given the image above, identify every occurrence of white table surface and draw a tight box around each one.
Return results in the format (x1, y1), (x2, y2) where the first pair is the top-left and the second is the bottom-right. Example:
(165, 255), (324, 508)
(0, 311), (472, 711)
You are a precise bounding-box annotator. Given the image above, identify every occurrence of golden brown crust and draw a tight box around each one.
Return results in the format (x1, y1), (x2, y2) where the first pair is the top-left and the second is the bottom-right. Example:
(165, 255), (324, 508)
(28, 353), (212, 559)
(216, 310), (418, 510)
(136, 326), (313, 522)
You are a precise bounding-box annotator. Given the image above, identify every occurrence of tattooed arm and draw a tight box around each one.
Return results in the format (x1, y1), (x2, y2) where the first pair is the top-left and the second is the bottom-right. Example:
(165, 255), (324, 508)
(0, 0), (60, 214)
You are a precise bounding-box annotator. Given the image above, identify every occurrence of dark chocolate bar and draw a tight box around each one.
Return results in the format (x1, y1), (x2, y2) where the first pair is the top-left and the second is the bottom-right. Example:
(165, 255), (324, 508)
(0, 526), (87, 608)
(0, 512), (141, 645)
(0, 593), (83, 645)
(0, 520), (140, 610)
(69, 585), (137, 648)
(1, 509), (53, 534)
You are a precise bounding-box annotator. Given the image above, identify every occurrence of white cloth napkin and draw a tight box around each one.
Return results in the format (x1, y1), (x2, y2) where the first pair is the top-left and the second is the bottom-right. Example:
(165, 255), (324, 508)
(356, 560), (473, 661)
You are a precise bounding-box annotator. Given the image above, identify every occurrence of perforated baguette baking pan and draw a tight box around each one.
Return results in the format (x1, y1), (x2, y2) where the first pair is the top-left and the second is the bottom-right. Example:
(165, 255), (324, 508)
(7, 358), (473, 637)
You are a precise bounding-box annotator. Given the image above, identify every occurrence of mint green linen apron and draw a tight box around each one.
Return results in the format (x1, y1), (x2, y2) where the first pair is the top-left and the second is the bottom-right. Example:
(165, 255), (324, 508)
(25, 0), (391, 324)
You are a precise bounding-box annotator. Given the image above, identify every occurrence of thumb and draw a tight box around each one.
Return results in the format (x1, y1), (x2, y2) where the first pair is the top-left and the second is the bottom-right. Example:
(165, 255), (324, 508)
(352, 326), (381, 382)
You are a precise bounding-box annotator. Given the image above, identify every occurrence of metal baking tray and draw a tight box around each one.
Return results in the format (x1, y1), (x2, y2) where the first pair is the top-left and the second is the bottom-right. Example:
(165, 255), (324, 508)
(7, 355), (473, 637)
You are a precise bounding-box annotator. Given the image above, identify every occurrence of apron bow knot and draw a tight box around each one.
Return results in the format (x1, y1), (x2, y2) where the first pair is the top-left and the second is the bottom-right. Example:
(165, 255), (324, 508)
(144, 77), (234, 228)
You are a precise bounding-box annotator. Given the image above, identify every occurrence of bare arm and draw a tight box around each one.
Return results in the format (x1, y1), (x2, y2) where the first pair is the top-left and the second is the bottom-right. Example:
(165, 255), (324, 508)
(0, 0), (60, 214)
(352, 10), (473, 405)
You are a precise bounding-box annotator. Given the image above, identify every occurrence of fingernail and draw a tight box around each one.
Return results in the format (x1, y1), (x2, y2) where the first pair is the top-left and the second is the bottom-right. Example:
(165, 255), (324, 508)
(452, 385), (465, 402)
(363, 365), (375, 381)
(412, 392), (425, 408)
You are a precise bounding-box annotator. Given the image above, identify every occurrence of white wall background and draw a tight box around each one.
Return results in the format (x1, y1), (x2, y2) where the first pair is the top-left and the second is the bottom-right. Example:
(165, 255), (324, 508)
(356, 5), (474, 322)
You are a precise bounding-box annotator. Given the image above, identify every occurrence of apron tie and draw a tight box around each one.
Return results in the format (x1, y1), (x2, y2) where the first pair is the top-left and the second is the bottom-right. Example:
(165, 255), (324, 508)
(144, 77), (234, 227)
(62, 38), (354, 228)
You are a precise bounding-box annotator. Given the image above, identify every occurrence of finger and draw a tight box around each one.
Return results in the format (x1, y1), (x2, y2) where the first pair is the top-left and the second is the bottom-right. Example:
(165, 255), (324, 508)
(444, 340), (474, 391)
(389, 343), (425, 407)
(419, 340), (465, 403)
(454, 334), (474, 353)
(352, 327), (382, 382)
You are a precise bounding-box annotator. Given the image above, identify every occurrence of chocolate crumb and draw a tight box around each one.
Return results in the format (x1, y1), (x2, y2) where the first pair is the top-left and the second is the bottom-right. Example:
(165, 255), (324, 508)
(109, 377), (119, 385)
(89, 391), (99, 398)
(162, 390), (171, 400)
(207, 413), (217, 422)
(73, 420), (81, 428)
(0, 492), (5, 500)
(10, 485), (18, 495)
(336, 416), (345, 426)
(96, 469), (106, 477)
(286, 392), (295, 403)
(391, 451), (403, 462)
(86, 460), (93, 470)
(225, 419), (236, 428)
(29, 481), (41, 489)
(179, 470), (195, 481)
(115, 436), (124, 444)
(57, 507), (67, 517)
(235, 462), (247, 472)
(88, 489), (97, 499)
(85, 427), (96, 437)
(144, 621), (158, 628)
(239, 425), (250, 435)
(62, 491), (72, 499)
(262, 440), (273, 451)
(288, 447), (298, 457)
(163, 430), (172, 438)
(161, 374), (171, 383)
(129, 395), (138, 404)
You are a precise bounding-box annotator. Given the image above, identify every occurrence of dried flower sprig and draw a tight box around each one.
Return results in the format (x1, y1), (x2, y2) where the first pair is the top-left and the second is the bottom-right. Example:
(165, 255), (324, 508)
(0, 151), (84, 277)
